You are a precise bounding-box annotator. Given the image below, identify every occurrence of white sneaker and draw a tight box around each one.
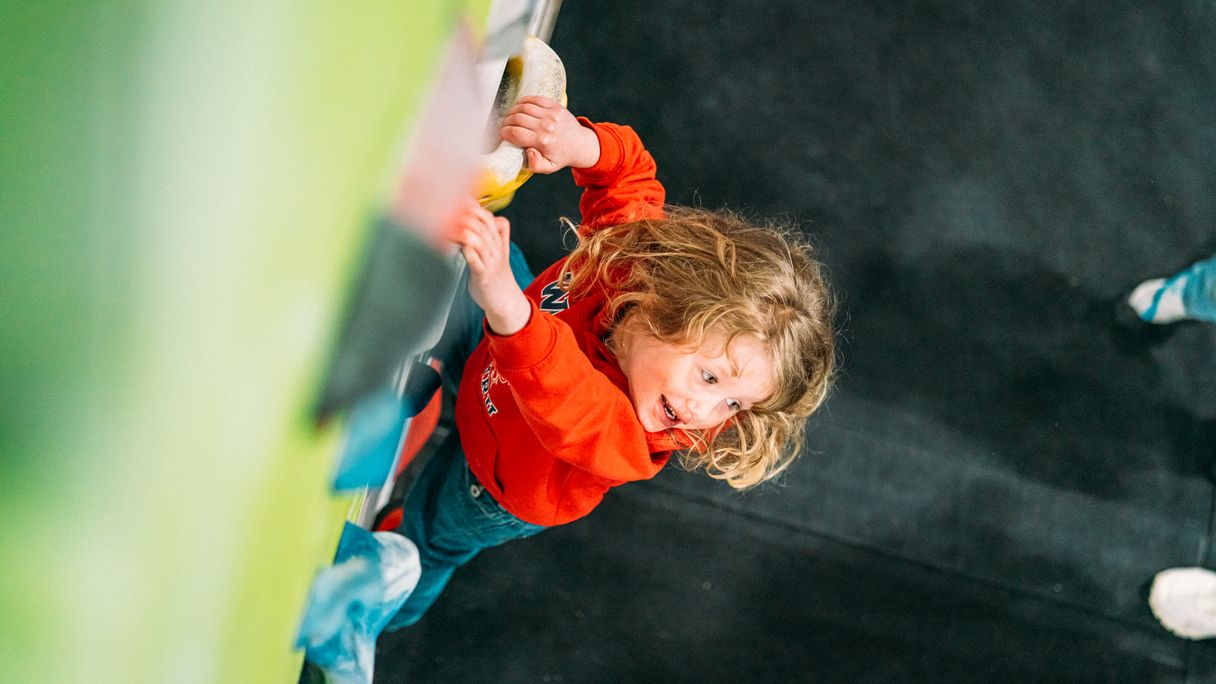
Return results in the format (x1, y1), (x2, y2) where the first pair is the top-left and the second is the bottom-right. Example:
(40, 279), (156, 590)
(1149, 567), (1216, 639)
(1127, 277), (1189, 324)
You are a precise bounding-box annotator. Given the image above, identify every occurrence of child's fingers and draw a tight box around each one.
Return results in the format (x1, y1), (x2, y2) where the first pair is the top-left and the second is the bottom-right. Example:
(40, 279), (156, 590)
(493, 216), (511, 248)
(505, 100), (551, 120)
(475, 211), (504, 261)
(525, 147), (557, 174)
(500, 114), (545, 141)
(458, 224), (485, 255)
(502, 111), (554, 135)
(452, 200), (491, 232)
(449, 218), (479, 250)
(461, 231), (495, 276)
(462, 245), (485, 277)
(514, 95), (562, 110)
(500, 124), (552, 151)
(460, 217), (507, 281)
(459, 231), (481, 266)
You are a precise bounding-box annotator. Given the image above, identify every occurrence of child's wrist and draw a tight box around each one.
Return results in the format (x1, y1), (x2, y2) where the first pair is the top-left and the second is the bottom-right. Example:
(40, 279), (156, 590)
(485, 291), (532, 336)
(571, 124), (601, 169)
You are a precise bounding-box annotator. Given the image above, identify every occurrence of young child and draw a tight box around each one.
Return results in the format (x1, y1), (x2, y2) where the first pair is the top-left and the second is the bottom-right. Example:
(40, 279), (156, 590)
(384, 95), (836, 630)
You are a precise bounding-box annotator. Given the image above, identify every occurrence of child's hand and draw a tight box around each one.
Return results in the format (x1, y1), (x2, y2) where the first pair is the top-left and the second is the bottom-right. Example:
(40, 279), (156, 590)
(454, 201), (531, 336)
(500, 96), (601, 174)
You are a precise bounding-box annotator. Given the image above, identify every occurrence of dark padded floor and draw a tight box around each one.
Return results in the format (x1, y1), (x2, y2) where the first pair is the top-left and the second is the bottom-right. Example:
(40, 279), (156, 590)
(376, 2), (1216, 681)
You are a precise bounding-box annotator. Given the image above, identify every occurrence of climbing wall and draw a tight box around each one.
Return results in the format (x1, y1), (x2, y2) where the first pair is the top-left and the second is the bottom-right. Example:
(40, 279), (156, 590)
(0, 1), (492, 681)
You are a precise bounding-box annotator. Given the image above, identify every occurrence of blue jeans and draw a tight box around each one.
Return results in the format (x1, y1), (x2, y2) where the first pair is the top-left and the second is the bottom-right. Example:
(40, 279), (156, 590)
(384, 432), (545, 630)
(384, 242), (544, 630)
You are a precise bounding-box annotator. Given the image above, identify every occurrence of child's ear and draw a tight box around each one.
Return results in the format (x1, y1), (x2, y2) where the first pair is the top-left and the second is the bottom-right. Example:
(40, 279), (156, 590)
(606, 308), (645, 357)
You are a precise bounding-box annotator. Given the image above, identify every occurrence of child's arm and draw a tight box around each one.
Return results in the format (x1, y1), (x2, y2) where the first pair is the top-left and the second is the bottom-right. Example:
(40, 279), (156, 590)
(454, 201), (531, 336)
(455, 202), (659, 480)
(484, 307), (667, 482)
(500, 97), (665, 232)
(570, 121), (665, 231)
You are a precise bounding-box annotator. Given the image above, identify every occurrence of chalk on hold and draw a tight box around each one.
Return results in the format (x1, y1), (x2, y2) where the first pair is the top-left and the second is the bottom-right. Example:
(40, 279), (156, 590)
(477, 36), (567, 212)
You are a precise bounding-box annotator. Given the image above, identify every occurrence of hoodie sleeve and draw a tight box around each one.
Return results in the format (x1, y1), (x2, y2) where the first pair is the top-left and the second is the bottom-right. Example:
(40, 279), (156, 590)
(483, 299), (663, 482)
(570, 119), (666, 234)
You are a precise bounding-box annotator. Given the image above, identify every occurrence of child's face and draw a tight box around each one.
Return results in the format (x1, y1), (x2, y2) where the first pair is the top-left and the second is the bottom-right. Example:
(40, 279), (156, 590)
(616, 330), (775, 433)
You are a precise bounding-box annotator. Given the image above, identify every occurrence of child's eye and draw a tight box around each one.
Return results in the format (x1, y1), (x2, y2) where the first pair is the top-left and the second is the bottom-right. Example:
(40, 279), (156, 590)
(701, 369), (717, 384)
(726, 399), (741, 412)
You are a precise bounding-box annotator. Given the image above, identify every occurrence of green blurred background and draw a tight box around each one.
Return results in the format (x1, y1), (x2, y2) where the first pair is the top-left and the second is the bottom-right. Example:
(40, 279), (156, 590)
(0, 2), (487, 681)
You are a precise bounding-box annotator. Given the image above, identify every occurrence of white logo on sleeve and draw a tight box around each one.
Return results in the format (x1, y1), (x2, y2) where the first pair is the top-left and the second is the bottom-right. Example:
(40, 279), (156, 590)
(479, 361), (507, 417)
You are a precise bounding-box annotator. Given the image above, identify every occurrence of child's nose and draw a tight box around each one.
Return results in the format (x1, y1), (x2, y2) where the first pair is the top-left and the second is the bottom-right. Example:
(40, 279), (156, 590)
(686, 396), (714, 424)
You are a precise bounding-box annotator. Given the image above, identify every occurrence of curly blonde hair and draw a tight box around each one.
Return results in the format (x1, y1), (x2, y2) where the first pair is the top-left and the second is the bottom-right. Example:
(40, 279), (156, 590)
(561, 206), (836, 489)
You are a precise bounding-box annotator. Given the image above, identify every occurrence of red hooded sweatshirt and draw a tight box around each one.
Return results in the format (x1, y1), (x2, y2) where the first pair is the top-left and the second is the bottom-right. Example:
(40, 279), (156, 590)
(457, 119), (684, 526)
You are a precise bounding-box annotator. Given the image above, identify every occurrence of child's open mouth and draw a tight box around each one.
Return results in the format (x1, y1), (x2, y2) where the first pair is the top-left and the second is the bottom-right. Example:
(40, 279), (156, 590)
(661, 394), (681, 427)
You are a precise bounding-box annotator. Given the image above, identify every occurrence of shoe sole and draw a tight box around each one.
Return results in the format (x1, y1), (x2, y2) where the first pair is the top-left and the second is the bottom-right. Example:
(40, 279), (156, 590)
(1149, 567), (1216, 640)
